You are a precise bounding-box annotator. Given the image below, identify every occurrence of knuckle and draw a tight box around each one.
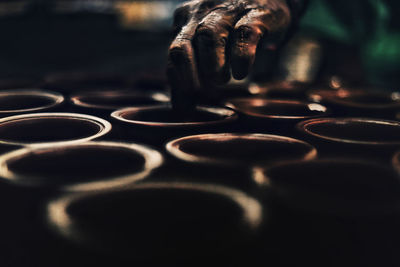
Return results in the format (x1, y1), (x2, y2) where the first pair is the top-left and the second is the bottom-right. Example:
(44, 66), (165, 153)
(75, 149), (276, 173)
(169, 41), (190, 60)
(235, 25), (260, 40)
(195, 25), (217, 42)
(195, 24), (226, 46)
(168, 47), (188, 65)
(195, 25), (215, 38)
(169, 41), (189, 54)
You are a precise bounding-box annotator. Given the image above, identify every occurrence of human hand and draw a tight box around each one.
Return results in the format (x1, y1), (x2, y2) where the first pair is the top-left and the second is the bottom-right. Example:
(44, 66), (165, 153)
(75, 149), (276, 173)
(167, 0), (292, 110)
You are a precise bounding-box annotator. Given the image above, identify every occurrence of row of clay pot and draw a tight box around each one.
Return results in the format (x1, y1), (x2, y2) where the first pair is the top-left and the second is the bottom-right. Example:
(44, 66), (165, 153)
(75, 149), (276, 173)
(1, 136), (400, 266)
(0, 94), (398, 220)
(3, 127), (400, 192)
(0, 80), (400, 265)
(3, 136), (397, 266)
(2, 73), (400, 118)
(1, 88), (400, 167)
(1, 79), (399, 119)
(1, 91), (399, 158)
(1, 86), (400, 152)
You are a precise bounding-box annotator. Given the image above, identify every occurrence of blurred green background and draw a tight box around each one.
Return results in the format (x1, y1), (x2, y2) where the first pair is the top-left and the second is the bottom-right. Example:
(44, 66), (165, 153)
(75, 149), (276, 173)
(0, 0), (398, 88)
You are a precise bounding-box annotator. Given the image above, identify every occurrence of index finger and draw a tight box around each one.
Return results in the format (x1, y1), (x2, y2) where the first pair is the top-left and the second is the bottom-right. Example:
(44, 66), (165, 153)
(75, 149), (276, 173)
(167, 20), (199, 112)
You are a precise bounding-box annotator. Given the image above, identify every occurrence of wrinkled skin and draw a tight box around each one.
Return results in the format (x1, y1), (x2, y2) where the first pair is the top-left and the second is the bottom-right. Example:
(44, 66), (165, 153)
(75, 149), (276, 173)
(167, 0), (291, 110)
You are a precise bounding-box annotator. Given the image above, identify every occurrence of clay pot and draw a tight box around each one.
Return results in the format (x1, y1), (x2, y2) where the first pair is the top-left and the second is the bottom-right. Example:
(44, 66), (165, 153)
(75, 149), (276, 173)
(70, 90), (169, 116)
(0, 141), (163, 190)
(167, 133), (317, 166)
(0, 89), (64, 117)
(297, 117), (400, 161)
(0, 112), (111, 147)
(308, 88), (400, 118)
(45, 182), (264, 264)
(111, 105), (238, 146)
(262, 159), (400, 216)
(165, 133), (317, 190)
(0, 141), (163, 265)
(226, 98), (329, 135)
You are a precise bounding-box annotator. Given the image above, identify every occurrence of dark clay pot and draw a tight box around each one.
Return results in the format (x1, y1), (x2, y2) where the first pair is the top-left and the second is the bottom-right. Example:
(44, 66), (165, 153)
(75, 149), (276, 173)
(0, 112), (112, 147)
(0, 89), (64, 117)
(111, 105), (238, 147)
(45, 182), (264, 265)
(69, 90), (169, 117)
(297, 117), (400, 161)
(225, 98), (329, 135)
(0, 141), (163, 266)
(0, 141), (163, 190)
(165, 133), (317, 190)
(262, 159), (400, 216)
(308, 88), (400, 119)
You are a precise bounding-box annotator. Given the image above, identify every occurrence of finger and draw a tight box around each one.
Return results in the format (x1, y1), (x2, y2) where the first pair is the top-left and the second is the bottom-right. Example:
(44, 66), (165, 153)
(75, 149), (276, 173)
(193, 8), (237, 85)
(167, 20), (199, 111)
(231, 9), (268, 80)
(172, 3), (192, 37)
(231, 6), (290, 80)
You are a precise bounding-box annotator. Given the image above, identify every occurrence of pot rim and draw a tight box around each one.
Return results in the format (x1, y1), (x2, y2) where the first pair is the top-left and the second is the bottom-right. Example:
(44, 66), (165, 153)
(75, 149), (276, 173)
(166, 133), (317, 166)
(0, 141), (163, 191)
(46, 181), (263, 251)
(258, 158), (400, 216)
(0, 89), (64, 114)
(111, 105), (237, 128)
(225, 98), (329, 120)
(0, 112), (112, 147)
(297, 117), (400, 146)
(308, 88), (400, 109)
